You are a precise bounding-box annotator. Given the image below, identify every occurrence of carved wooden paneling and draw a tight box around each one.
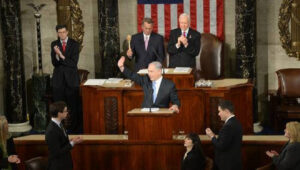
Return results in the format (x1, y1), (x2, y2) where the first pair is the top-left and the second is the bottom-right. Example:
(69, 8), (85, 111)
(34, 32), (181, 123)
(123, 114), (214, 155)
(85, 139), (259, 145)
(104, 97), (118, 134)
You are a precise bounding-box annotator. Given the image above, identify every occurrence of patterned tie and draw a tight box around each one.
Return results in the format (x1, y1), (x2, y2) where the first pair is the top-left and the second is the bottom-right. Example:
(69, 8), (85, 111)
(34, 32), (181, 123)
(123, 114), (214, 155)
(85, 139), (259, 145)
(152, 81), (157, 103)
(183, 31), (186, 37)
(62, 41), (66, 52)
(60, 123), (67, 136)
(145, 36), (149, 50)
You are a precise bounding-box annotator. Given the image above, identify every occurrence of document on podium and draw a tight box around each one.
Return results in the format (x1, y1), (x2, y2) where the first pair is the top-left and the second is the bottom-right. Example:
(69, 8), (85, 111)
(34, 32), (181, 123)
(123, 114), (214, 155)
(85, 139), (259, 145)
(84, 79), (106, 86)
(141, 108), (159, 112)
(127, 108), (174, 115)
(173, 67), (192, 74)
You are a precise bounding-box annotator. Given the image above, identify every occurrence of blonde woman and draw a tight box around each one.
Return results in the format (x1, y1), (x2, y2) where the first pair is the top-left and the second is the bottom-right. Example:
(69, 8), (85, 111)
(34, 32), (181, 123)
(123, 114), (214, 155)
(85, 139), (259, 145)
(0, 116), (20, 169)
(266, 121), (300, 169)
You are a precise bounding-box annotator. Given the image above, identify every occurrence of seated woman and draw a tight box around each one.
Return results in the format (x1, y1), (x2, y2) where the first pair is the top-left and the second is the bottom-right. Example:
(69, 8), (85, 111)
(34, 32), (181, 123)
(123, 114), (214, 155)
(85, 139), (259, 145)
(181, 133), (206, 170)
(266, 121), (300, 169)
(0, 116), (20, 170)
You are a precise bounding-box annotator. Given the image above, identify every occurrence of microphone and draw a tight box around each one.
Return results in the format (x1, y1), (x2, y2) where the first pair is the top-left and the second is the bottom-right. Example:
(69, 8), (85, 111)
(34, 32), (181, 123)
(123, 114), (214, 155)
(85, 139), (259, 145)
(150, 46), (165, 75)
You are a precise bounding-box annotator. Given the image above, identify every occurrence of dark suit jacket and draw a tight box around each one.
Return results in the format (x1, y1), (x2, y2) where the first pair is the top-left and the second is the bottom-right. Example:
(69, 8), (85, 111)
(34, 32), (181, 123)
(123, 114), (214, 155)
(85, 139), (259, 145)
(45, 121), (73, 170)
(130, 32), (165, 72)
(272, 142), (300, 170)
(167, 28), (201, 68)
(212, 116), (243, 170)
(51, 38), (80, 88)
(181, 147), (206, 170)
(0, 137), (17, 170)
(123, 67), (180, 108)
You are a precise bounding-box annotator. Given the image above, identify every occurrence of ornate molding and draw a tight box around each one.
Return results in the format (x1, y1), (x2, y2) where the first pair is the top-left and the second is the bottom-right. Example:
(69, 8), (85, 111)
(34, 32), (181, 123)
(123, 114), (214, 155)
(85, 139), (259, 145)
(70, 0), (84, 51)
(278, 0), (300, 59)
(104, 97), (119, 134)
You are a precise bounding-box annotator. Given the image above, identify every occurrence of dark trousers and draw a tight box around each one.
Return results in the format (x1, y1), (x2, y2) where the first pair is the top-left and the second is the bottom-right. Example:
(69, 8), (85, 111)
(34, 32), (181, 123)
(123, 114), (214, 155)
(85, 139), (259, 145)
(53, 84), (82, 133)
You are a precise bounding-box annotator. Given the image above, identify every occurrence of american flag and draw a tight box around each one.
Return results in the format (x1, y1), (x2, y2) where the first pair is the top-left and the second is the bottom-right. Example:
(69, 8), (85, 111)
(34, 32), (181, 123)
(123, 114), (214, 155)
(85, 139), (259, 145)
(137, 0), (224, 41)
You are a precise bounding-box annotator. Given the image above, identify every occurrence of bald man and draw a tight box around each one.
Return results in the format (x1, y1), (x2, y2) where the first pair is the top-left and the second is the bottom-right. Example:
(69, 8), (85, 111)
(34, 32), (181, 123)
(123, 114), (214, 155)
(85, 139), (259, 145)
(118, 56), (180, 112)
(167, 13), (201, 68)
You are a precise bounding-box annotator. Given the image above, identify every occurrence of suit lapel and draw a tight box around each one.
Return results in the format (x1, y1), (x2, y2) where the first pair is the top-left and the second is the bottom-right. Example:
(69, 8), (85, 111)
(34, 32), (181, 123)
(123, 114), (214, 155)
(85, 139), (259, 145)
(64, 39), (72, 56)
(146, 33), (154, 52)
(51, 121), (68, 139)
(154, 78), (165, 105)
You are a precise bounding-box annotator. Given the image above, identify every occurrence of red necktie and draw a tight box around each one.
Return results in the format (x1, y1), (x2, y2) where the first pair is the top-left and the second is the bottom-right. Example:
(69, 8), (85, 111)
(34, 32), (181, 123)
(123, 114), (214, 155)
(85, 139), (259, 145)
(62, 41), (66, 52)
(183, 31), (186, 37)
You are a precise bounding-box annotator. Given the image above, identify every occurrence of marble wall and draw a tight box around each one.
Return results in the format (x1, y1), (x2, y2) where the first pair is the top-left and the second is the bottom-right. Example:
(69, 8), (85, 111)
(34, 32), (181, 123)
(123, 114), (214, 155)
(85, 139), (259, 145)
(256, 0), (300, 119)
(20, 0), (98, 81)
(0, 17), (4, 115)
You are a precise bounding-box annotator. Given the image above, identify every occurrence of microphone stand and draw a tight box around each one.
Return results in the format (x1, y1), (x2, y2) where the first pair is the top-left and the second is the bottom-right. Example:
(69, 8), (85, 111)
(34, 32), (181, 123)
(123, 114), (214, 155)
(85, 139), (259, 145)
(151, 46), (165, 75)
(149, 87), (153, 113)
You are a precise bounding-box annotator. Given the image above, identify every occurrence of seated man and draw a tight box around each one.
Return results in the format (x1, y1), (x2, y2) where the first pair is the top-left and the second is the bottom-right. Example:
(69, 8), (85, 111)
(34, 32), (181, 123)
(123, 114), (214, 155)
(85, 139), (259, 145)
(118, 56), (180, 113)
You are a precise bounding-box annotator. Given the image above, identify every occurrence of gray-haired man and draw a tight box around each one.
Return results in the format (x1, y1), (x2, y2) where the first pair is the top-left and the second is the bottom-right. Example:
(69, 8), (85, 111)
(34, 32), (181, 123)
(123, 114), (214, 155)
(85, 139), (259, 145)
(118, 56), (180, 112)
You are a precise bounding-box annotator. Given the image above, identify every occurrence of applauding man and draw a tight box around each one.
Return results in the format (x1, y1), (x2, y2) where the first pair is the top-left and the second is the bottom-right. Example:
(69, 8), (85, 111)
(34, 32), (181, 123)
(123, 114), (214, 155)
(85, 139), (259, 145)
(45, 101), (83, 170)
(167, 13), (201, 68)
(205, 100), (243, 170)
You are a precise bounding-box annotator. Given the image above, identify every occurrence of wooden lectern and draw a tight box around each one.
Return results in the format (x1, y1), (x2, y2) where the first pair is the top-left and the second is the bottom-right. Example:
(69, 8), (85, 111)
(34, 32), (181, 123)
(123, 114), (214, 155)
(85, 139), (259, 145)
(126, 108), (175, 140)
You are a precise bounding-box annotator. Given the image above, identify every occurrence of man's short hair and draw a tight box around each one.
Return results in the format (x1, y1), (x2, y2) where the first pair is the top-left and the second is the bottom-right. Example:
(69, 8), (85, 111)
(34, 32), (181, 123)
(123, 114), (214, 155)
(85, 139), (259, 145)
(55, 25), (68, 32)
(49, 101), (67, 117)
(142, 18), (154, 25)
(218, 100), (234, 114)
(179, 13), (190, 23)
(149, 61), (162, 70)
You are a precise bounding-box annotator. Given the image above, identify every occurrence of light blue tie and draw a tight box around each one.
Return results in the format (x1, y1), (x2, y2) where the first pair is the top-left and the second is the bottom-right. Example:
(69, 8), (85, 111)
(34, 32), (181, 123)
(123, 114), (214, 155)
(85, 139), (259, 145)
(152, 81), (157, 103)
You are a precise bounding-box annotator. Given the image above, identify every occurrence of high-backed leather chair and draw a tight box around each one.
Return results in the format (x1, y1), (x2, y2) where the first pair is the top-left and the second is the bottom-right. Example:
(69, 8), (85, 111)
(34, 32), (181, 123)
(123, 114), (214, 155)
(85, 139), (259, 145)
(274, 68), (300, 130)
(195, 33), (223, 80)
(25, 156), (48, 170)
(78, 69), (90, 84)
(204, 156), (214, 170)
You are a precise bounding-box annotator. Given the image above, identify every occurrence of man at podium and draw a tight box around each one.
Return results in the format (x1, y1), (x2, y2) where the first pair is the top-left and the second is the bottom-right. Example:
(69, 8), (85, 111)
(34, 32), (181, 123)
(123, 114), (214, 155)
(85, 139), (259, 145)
(118, 56), (180, 113)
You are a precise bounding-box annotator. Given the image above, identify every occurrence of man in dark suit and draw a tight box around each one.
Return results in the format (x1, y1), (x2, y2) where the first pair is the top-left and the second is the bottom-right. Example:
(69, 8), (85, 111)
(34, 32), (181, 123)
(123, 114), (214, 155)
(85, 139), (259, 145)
(205, 100), (243, 170)
(45, 101), (83, 170)
(127, 18), (165, 72)
(167, 13), (201, 68)
(51, 25), (81, 133)
(118, 56), (180, 112)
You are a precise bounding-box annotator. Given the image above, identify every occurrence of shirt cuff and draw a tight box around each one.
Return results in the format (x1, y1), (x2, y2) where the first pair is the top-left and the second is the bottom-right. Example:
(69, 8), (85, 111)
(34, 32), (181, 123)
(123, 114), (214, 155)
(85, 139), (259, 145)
(70, 141), (75, 147)
(56, 55), (60, 61)
(176, 44), (180, 49)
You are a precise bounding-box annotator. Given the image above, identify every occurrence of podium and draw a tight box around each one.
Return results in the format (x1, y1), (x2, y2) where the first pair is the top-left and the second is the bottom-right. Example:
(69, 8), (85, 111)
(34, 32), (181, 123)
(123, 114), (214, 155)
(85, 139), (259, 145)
(126, 108), (175, 140)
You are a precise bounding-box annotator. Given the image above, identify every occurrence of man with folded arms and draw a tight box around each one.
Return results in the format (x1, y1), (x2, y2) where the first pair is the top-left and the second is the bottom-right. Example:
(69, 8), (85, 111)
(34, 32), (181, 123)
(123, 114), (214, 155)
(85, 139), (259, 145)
(118, 56), (180, 113)
(205, 100), (243, 170)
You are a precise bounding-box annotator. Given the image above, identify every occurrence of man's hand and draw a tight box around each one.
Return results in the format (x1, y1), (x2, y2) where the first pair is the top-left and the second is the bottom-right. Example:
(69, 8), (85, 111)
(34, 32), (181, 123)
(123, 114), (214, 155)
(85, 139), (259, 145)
(71, 136), (83, 144)
(169, 104), (179, 113)
(54, 45), (65, 60)
(181, 36), (188, 47)
(118, 56), (126, 72)
(8, 155), (21, 164)
(205, 128), (215, 139)
(127, 49), (133, 59)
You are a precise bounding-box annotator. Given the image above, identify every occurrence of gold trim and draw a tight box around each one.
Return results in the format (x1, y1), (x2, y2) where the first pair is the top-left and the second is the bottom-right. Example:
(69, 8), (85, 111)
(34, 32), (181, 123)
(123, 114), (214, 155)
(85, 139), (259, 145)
(70, 0), (84, 51)
(278, 0), (300, 60)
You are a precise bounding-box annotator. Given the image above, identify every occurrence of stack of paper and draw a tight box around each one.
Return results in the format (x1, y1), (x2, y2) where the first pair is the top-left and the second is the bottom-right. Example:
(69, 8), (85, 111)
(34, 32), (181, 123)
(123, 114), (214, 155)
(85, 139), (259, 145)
(173, 67), (191, 73)
(84, 79), (106, 86)
(106, 78), (123, 84)
(141, 108), (159, 112)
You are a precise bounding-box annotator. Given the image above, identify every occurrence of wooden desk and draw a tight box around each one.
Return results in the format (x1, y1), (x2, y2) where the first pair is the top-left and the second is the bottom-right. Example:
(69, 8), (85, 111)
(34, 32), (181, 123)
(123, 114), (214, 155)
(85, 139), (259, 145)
(138, 68), (195, 88)
(127, 108), (174, 140)
(82, 81), (253, 134)
(14, 135), (287, 170)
